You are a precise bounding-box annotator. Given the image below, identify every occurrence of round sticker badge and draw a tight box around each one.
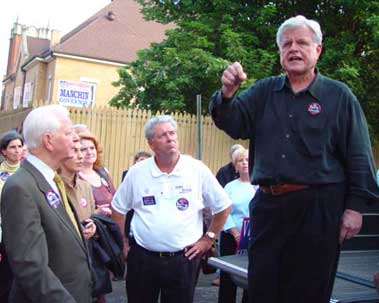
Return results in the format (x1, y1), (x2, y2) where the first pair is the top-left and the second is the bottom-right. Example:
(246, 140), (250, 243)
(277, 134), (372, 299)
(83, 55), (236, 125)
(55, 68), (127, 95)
(0, 171), (10, 181)
(176, 198), (189, 211)
(80, 198), (88, 207)
(307, 102), (322, 116)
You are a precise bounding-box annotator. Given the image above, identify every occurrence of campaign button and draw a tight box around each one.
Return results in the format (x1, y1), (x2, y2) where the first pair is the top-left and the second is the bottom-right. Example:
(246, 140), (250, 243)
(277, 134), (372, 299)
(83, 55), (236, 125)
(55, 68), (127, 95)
(45, 190), (61, 209)
(0, 171), (9, 181)
(176, 198), (189, 211)
(80, 198), (88, 207)
(307, 102), (322, 116)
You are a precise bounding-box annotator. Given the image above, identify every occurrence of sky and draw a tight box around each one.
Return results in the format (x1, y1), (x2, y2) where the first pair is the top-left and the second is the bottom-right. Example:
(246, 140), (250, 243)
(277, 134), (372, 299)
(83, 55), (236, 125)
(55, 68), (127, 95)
(0, 0), (111, 99)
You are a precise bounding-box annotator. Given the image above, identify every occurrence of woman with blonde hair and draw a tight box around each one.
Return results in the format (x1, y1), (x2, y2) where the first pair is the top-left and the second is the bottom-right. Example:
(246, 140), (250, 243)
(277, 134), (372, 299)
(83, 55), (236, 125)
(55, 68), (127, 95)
(218, 147), (257, 303)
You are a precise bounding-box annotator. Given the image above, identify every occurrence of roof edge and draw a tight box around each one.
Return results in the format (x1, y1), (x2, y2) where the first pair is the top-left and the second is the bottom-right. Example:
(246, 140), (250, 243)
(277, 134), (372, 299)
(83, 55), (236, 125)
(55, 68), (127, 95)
(53, 52), (127, 67)
(60, 14), (101, 44)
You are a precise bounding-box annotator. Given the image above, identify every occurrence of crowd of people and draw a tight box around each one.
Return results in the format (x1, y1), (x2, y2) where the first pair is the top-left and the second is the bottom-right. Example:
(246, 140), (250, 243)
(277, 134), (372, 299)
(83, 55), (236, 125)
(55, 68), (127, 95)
(0, 14), (379, 303)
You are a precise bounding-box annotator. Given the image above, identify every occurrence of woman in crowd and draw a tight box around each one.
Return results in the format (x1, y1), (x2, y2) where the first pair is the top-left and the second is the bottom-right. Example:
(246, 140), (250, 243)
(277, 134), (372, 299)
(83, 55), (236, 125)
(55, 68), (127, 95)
(59, 140), (97, 232)
(218, 147), (257, 303)
(78, 132), (115, 217)
(0, 130), (23, 302)
(59, 139), (113, 303)
(0, 131), (24, 195)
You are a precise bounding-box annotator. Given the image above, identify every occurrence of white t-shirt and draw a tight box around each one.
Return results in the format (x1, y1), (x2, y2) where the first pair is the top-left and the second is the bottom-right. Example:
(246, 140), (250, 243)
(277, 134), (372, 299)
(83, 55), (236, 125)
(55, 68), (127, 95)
(112, 154), (231, 252)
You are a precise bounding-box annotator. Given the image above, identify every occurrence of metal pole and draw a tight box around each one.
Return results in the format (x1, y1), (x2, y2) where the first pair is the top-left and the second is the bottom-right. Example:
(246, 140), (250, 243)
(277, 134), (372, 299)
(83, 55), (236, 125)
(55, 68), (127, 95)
(196, 94), (202, 160)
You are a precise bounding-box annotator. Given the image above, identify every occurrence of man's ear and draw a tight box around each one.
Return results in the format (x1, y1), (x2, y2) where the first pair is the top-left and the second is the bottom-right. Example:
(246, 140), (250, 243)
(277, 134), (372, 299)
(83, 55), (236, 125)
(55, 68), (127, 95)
(316, 44), (322, 59)
(147, 139), (153, 149)
(42, 133), (54, 152)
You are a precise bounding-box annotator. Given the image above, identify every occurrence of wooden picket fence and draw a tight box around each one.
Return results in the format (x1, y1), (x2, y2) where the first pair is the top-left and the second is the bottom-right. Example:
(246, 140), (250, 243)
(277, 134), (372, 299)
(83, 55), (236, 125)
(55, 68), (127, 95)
(69, 106), (246, 187)
(0, 104), (246, 187)
(1, 104), (378, 188)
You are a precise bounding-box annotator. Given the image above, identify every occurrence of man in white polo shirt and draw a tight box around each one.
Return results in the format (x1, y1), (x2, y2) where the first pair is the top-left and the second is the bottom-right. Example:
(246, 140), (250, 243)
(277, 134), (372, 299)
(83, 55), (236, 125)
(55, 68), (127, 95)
(112, 115), (231, 303)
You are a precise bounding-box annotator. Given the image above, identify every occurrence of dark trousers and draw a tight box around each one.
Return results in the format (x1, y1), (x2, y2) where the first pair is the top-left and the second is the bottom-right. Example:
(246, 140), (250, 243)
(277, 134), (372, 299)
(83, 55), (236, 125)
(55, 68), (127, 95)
(248, 183), (345, 303)
(218, 231), (248, 303)
(125, 243), (201, 303)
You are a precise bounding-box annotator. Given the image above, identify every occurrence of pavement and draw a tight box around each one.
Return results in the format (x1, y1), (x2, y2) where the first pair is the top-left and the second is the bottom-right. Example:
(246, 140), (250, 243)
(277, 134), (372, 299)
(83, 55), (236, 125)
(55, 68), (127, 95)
(105, 272), (243, 303)
(105, 251), (379, 302)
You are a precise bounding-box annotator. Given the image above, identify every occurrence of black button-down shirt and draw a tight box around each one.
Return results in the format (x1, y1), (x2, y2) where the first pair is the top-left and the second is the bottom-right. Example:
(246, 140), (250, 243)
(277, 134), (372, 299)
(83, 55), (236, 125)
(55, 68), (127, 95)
(210, 73), (379, 209)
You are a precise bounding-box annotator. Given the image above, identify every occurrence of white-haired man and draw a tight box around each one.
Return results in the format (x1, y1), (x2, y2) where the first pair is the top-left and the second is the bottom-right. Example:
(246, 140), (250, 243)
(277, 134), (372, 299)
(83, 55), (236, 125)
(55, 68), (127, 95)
(112, 115), (231, 303)
(210, 15), (379, 303)
(1, 105), (93, 303)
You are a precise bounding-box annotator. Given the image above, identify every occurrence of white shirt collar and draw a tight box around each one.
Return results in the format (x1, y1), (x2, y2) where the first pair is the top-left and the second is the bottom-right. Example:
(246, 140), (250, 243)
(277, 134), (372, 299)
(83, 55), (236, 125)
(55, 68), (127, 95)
(27, 154), (58, 192)
(149, 154), (185, 177)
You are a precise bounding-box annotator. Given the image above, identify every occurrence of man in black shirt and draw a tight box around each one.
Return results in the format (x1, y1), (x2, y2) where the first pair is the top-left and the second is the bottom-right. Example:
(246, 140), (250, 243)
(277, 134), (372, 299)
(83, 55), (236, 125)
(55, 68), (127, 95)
(210, 15), (379, 303)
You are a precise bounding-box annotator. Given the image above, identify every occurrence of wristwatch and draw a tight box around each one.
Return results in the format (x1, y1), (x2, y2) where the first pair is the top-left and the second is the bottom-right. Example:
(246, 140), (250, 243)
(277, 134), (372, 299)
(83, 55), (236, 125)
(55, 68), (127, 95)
(205, 231), (216, 241)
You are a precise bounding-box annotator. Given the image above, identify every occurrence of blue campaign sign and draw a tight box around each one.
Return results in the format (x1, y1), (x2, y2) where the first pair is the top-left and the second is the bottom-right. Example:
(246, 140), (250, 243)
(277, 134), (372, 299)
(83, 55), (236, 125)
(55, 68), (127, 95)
(236, 217), (250, 255)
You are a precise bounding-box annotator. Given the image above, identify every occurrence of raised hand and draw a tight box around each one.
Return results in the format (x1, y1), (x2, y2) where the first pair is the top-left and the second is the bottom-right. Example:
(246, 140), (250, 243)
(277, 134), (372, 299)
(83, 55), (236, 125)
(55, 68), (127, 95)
(221, 62), (247, 98)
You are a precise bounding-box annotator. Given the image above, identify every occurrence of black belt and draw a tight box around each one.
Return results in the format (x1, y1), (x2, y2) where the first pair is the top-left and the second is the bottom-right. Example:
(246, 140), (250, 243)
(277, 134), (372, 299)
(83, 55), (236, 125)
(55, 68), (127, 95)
(132, 240), (185, 258)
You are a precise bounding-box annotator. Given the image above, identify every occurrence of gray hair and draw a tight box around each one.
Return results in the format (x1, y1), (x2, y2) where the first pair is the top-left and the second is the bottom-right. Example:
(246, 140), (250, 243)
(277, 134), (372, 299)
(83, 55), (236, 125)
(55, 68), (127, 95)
(276, 15), (322, 48)
(231, 147), (248, 166)
(230, 144), (243, 158)
(144, 115), (178, 141)
(73, 124), (89, 134)
(23, 105), (70, 149)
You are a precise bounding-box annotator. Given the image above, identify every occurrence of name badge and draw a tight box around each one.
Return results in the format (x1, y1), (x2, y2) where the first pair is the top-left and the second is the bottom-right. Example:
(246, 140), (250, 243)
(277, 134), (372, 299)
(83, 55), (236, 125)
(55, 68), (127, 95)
(45, 190), (61, 209)
(142, 195), (156, 206)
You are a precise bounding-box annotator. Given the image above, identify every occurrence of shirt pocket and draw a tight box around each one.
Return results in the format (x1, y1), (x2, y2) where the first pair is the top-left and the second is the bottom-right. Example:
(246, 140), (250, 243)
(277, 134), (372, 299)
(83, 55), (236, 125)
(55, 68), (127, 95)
(289, 110), (328, 158)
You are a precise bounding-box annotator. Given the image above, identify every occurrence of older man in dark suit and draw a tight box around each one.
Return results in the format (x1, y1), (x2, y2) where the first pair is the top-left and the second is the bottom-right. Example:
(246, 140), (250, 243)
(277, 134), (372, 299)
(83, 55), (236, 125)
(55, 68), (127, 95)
(1, 105), (93, 303)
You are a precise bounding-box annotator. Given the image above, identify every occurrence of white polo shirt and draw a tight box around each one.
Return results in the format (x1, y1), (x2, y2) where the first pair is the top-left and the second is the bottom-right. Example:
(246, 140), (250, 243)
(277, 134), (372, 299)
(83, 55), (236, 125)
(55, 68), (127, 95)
(112, 154), (231, 252)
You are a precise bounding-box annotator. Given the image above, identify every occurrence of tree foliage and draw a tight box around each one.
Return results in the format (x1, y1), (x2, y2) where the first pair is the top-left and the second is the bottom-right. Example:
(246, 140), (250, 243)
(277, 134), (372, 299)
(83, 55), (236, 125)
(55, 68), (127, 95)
(110, 0), (379, 138)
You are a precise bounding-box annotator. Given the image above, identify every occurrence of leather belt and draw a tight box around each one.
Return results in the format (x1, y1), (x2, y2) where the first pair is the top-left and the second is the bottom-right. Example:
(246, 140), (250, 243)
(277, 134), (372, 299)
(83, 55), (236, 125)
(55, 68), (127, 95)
(133, 241), (185, 258)
(260, 184), (309, 196)
(149, 250), (184, 258)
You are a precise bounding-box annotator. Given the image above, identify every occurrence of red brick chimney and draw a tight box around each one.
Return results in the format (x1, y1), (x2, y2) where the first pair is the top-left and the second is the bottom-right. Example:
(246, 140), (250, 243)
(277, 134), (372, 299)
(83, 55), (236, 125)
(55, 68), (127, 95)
(6, 22), (23, 76)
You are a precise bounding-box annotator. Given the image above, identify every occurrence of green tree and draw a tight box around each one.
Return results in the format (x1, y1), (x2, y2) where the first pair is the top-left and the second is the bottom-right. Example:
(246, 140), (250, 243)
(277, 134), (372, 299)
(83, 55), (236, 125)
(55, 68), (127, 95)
(110, 0), (379, 139)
